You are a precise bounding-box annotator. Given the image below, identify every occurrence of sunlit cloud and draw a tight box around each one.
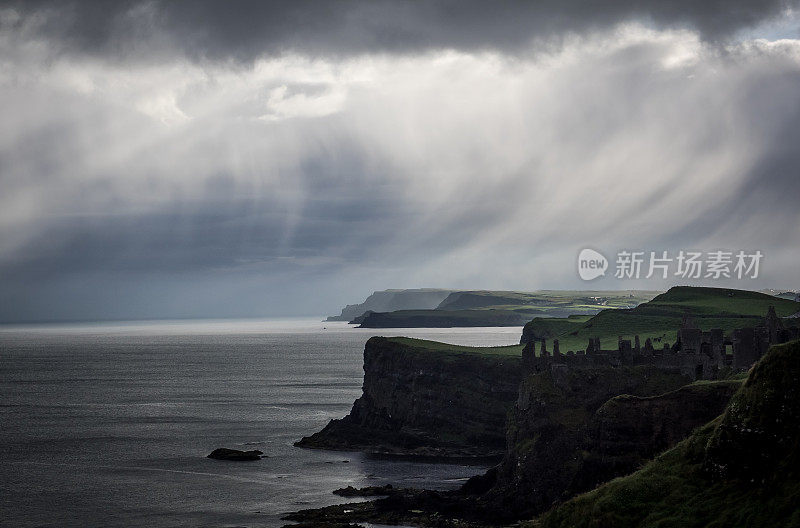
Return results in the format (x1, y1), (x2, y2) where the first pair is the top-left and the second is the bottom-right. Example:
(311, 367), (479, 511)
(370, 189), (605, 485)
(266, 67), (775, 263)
(1, 2), (799, 321)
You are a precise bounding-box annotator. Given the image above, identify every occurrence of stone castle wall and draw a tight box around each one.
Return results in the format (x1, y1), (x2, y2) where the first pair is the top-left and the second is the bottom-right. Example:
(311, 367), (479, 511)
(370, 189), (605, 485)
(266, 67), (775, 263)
(523, 307), (799, 381)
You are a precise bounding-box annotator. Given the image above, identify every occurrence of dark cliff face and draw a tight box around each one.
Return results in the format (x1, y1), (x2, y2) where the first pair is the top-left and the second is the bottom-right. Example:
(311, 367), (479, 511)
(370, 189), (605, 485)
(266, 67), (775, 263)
(295, 337), (524, 457)
(704, 339), (800, 483)
(573, 379), (741, 494)
(357, 309), (531, 328)
(287, 342), (750, 528)
(482, 366), (694, 520)
(537, 340), (800, 528)
(327, 289), (454, 321)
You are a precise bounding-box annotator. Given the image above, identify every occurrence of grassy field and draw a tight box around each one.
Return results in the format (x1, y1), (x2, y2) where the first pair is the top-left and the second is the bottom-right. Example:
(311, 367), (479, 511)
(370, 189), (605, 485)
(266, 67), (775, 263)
(435, 290), (659, 314)
(384, 336), (524, 357)
(527, 286), (800, 352)
(357, 290), (660, 328)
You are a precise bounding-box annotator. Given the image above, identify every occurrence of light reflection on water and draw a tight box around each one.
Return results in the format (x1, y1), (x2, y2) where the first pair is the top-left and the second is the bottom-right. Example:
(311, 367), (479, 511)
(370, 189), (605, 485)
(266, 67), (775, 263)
(0, 318), (521, 527)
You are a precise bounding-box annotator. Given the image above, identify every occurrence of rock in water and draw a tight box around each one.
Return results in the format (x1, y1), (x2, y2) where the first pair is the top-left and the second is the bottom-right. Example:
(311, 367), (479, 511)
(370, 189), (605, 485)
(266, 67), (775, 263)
(207, 448), (264, 461)
(333, 484), (394, 497)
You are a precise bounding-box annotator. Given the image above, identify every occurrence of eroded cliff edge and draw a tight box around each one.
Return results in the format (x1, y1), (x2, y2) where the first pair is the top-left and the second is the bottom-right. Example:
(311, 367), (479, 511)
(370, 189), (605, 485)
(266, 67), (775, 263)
(295, 336), (524, 457)
(536, 339), (800, 528)
(285, 366), (741, 527)
(478, 365), (698, 520)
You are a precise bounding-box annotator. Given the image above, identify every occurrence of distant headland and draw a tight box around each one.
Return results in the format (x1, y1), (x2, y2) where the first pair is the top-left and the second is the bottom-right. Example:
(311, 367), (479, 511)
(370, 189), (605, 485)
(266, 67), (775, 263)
(326, 289), (661, 328)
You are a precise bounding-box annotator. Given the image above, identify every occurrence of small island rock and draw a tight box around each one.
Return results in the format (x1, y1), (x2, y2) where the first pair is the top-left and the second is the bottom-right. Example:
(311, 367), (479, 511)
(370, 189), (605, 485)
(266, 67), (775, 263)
(333, 484), (393, 497)
(207, 448), (264, 461)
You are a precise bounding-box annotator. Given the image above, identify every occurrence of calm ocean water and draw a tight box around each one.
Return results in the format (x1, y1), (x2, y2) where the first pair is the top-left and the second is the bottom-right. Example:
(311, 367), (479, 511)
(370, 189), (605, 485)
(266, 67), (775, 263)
(0, 318), (522, 527)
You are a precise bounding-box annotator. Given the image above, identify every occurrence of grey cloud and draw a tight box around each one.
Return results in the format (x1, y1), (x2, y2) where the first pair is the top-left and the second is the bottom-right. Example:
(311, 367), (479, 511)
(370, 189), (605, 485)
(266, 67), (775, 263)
(0, 188), (511, 322)
(1, 20), (800, 322)
(3, 0), (797, 62)
(0, 177), (511, 280)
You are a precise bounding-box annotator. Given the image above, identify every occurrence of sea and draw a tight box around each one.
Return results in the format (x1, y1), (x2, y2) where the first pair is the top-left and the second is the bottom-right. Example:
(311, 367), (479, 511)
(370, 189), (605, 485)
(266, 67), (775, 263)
(0, 318), (523, 527)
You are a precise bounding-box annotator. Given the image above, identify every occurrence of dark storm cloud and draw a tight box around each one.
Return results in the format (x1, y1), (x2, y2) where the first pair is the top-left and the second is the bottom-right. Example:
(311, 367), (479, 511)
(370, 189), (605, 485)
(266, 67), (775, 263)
(0, 182), (511, 281)
(4, 0), (797, 61)
(730, 66), (800, 211)
(2, 3), (800, 323)
(0, 180), (514, 322)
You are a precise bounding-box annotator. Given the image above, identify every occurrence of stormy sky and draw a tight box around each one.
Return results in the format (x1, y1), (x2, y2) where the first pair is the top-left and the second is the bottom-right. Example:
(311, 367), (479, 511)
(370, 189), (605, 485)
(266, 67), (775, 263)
(1, 1), (799, 322)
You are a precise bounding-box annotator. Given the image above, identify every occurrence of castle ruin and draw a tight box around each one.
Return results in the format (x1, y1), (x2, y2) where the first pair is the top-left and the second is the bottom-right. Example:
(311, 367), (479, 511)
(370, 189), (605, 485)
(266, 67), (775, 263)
(522, 306), (799, 381)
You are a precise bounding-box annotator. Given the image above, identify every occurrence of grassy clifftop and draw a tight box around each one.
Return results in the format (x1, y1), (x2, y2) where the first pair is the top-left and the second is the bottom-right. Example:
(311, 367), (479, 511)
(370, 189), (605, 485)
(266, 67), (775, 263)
(383, 336), (523, 357)
(434, 290), (656, 312)
(533, 340), (800, 528)
(352, 290), (659, 328)
(524, 286), (800, 351)
(641, 286), (800, 317)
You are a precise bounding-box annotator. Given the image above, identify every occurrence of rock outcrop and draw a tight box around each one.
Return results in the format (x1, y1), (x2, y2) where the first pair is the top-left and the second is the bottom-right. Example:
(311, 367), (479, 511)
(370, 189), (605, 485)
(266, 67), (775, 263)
(481, 365), (694, 521)
(326, 289), (454, 321)
(520, 316), (589, 345)
(295, 337), (524, 457)
(286, 370), (742, 527)
(572, 379), (741, 493)
(536, 339), (800, 528)
(207, 448), (264, 461)
(704, 339), (800, 483)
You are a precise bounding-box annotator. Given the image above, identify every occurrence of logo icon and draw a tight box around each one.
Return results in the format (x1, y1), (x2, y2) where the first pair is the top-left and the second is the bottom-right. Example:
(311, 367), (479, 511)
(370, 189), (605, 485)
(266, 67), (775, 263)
(578, 248), (608, 281)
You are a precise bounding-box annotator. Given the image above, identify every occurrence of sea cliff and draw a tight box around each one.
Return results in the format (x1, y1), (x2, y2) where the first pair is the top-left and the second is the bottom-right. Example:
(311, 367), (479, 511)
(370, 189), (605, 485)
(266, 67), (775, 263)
(536, 340), (800, 528)
(479, 365), (695, 520)
(295, 336), (524, 457)
(286, 362), (741, 527)
(356, 309), (534, 328)
(289, 291), (795, 527)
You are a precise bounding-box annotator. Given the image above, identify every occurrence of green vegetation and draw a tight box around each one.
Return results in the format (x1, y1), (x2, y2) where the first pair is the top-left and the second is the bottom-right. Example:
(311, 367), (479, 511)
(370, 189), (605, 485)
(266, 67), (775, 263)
(357, 290), (659, 328)
(529, 286), (800, 352)
(435, 290), (658, 315)
(642, 286), (800, 317)
(533, 418), (728, 528)
(608, 378), (743, 404)
(521, 314), (593, 344)
(384, 336), (523, 357)
(372, 287), (799, 359)
(532, 340), (800, 528)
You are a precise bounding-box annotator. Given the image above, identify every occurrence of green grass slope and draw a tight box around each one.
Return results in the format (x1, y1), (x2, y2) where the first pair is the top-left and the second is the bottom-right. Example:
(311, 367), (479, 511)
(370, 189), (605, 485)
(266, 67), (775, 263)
(530, 286), (800, 352)
(520, 314), (593, 344)
(641, 286), (800, 317)
(532, 339), (800, 528)
(384, 336), (523, 357)
(436, 290), (657, 313)
(358, 290), (659, 328)
(436, 291), (544, 310)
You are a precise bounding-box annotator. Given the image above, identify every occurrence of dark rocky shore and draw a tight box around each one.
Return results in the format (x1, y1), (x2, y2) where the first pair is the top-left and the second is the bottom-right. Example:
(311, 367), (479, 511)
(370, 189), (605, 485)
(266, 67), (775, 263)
(285, 369), (740, 527)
